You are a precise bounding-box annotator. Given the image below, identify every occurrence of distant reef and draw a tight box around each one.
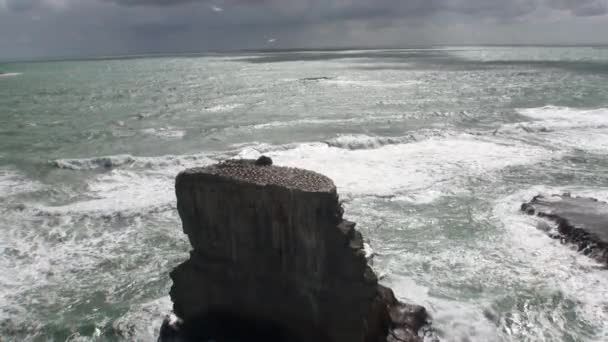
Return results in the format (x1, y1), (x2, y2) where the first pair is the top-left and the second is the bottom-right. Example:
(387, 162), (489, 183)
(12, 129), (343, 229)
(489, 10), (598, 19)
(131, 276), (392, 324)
(159, 157), (433, 342)
(522, 193), (608, 266)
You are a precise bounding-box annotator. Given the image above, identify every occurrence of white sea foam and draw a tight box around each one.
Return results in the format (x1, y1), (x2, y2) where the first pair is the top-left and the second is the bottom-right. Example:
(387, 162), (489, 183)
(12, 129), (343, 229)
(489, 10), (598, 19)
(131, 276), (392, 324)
(238, 134), (552, 198)
(518, 106), (608, 125)
(385, 275), (499, 341)
(34, 171), (174, 215)
(39, 154), (209, 216)
(0, 73), (20, 78)
(322, 131), (450, 151)
(250, 118), (354, 130)
(249, 114), (423, 130)
(0, 167), (41, 198)
(324, 134), (416, 150)
(203, 103), (243, 112)
(502, 106), (608, 135)
(141, 127), (186, 139)
(499, 106), (608, 153)
(113, 296), (172, 341)
(43, 154), (215, 216)
(492, 188), (608, 340)
(0, 205), (187, 340)
(323, 78), (421, 88)
(52, 155), (138, 170)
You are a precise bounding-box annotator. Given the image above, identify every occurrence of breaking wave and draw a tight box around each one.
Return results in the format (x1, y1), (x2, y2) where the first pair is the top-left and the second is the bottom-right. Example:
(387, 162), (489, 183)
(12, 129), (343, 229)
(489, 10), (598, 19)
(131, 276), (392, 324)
(323, 130), (449, 150)
(50, 153), (214, 171)
(324, 134), (416, 150)
(203, 103), (243, 113)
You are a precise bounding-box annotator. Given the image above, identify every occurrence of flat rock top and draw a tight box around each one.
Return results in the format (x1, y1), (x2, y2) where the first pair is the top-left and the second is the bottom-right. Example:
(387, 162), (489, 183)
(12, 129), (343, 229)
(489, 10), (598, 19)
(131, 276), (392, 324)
(524, 194), (608, 242)
(178, 159), (336, 193)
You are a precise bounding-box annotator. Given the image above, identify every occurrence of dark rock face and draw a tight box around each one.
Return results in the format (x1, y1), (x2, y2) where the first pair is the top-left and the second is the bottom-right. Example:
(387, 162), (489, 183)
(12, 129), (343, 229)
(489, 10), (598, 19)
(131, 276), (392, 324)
(161, 158), (430, 342)
(522, 193), (608, 266)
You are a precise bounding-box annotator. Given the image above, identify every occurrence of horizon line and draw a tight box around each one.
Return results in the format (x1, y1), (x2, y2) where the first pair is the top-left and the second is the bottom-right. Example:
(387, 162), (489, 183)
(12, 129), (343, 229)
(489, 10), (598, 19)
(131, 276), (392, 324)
(2, 43), (607, 64)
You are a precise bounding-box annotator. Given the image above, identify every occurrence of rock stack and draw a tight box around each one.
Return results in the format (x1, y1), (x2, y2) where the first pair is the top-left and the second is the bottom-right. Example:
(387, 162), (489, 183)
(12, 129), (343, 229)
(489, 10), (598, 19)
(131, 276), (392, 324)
(161, 157), (430, 342)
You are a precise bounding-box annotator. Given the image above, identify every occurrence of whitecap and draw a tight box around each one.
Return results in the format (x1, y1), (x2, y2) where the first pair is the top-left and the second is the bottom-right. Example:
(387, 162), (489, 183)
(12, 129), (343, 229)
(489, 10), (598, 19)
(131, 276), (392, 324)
(51, 153), (213, 171)
(324, 134), (416, 150)
(51, 155), (137, 170)
(0, 73), (20, 78)
(248, 114), (417, 131)
(323, 78), (420, 88)
(203, 103), (243, 113)
(141, 127), (186, 139)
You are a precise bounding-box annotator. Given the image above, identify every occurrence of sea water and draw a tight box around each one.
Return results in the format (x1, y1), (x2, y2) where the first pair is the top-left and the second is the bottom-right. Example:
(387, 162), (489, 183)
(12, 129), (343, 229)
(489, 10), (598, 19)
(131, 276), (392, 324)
(1, 47), (608, 341)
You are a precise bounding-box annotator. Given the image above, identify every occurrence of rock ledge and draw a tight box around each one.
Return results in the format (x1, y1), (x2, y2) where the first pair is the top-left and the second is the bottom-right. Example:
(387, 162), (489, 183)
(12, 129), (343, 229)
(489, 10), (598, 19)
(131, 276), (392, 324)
(522, 193), (608, 266)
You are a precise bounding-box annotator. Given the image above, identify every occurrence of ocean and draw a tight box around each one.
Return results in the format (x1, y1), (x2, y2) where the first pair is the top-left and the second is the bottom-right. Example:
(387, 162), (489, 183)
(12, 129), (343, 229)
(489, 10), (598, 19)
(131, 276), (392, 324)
(1, 46), (608, 341)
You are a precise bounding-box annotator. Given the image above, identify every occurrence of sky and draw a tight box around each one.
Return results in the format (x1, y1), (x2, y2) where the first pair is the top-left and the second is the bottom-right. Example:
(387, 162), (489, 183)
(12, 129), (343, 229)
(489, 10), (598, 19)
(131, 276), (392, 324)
(1, 0), (608, 60)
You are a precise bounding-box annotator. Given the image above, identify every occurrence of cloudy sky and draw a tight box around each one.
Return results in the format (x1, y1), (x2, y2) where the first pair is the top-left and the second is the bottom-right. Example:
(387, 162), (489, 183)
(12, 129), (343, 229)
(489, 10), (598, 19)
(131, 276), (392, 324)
(1, 0), (608, 60)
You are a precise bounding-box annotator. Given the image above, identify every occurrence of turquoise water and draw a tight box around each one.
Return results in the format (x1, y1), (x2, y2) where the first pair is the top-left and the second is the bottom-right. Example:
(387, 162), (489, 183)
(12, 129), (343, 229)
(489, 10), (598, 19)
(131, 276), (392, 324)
(1, 47), (608, 341)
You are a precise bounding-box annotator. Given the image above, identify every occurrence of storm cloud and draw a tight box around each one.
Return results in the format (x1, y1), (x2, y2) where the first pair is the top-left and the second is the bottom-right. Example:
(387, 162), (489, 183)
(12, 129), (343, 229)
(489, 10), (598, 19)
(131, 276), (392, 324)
(1, 0), (608, 60)
(100, 0), (608, 18)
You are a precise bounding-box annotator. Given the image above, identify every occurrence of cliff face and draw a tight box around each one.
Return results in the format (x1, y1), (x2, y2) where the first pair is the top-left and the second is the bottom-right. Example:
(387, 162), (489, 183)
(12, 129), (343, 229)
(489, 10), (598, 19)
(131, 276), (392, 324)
(165, 158), (429, 342)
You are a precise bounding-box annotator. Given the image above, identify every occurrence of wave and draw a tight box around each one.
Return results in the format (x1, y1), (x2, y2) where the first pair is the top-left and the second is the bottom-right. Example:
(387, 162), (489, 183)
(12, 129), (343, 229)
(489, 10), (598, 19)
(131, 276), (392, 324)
(323, 130), (449, 150)
(0, 73), (20, 78)
(203, 103), (243, 113)
(324, 134), (416, 150)
(322, 78), (421, 88)
(141, 127), (186, 139)
(50, 153), (214, 171)
(249, 114), (414, 130)
(43, 131), (550, 216)
(51, 155), (137, 170)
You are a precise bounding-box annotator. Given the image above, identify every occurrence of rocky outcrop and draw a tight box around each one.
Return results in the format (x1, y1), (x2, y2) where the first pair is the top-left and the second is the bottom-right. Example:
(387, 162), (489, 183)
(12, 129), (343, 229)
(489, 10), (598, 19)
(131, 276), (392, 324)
(160, 157), (431, 342)
(522, 193), (608, 266)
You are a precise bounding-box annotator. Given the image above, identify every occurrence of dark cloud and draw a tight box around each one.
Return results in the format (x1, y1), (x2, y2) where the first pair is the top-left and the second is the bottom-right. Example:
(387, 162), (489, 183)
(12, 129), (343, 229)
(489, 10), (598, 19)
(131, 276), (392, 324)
(100, 0), (608, 18)
(102, 0), (198, 6)
(5, 0), (42, 12)
(1, 0), (608, 60)
(130, 22), (192, 36)
(549, 0), (608, 16)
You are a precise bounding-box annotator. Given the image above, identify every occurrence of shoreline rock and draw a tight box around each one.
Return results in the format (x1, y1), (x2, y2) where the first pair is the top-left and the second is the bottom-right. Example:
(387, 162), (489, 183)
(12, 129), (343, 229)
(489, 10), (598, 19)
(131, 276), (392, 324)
(159, 157), (432, 342)
(521, 193), (608, 266)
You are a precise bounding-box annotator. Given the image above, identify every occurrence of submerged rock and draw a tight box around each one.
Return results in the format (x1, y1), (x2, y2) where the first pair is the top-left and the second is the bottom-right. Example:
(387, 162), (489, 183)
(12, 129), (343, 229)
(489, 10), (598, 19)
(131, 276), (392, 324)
(160, 158), (431, 342)
(522, 193), (608, 266)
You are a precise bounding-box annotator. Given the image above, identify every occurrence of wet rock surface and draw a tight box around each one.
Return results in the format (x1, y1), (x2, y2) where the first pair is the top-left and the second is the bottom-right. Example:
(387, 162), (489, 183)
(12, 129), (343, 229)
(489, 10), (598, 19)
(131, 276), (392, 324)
(522, 193), (608, 266)
(160, 157), (431, 342)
